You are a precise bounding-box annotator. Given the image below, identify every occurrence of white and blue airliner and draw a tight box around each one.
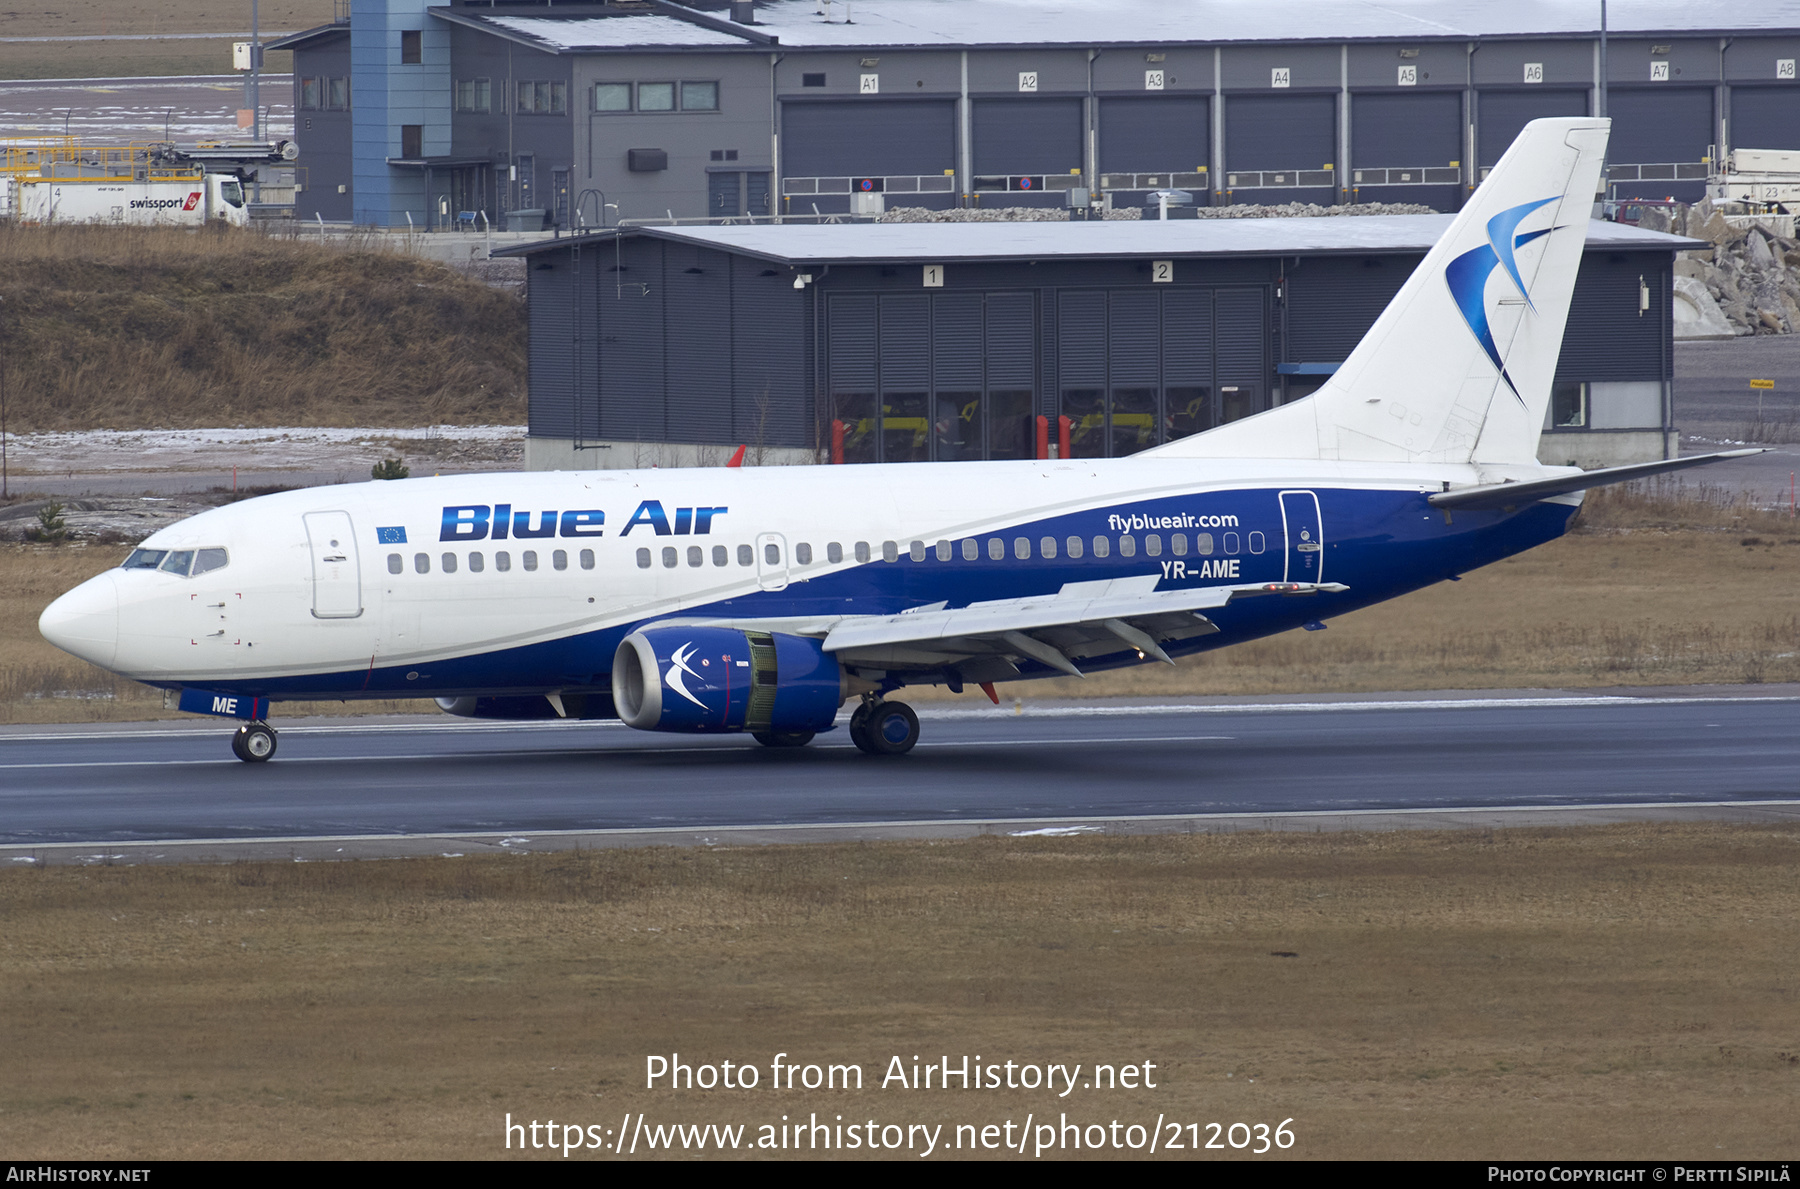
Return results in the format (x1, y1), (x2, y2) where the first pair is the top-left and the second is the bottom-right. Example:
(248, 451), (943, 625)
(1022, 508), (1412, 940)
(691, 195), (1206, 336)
(39, 119), (1754, 762)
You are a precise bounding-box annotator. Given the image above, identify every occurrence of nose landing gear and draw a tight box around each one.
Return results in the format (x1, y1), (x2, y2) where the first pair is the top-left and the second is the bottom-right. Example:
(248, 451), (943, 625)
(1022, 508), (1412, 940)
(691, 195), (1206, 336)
(848, 696), (920, 756)
(231, 721), (278, 763)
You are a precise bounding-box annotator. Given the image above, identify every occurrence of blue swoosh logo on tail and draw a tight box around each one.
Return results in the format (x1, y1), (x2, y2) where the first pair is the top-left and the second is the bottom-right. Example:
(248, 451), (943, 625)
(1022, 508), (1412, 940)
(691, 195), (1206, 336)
(1444, 196), (1563, 407)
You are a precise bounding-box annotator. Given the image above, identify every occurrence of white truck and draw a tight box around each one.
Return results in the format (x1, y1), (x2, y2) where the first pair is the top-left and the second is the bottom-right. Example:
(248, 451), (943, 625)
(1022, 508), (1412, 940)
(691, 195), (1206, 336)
(1708, 148), (1800, 209)
(1, 172), (248, 228)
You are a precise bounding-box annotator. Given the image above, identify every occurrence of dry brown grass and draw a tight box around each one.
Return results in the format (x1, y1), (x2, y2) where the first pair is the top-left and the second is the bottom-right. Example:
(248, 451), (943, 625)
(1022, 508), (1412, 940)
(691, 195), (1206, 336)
(0, 224), (525, 432)
(7, 486), (1800, 722)
(2, 824), (1797, 1159)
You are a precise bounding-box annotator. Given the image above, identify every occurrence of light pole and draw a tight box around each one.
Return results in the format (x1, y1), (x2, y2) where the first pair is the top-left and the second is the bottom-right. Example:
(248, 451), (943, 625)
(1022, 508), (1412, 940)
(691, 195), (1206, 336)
(1, 294), (9, 501)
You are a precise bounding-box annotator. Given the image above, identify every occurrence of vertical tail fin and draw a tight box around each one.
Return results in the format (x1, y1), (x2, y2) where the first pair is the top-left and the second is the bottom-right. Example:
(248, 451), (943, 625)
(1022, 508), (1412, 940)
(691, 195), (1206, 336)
(1147, 117), (1610, 466)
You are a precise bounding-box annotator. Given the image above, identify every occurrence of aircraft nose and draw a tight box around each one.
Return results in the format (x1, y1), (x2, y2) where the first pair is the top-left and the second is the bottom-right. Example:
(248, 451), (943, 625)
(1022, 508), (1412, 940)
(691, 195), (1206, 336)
(39, 571), (120, 671)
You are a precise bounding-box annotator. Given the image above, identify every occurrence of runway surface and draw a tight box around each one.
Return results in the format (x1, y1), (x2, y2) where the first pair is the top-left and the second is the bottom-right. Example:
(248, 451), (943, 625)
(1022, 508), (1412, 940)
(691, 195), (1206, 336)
(3, 692), (1798, 861)
(0, 74), (292, 143)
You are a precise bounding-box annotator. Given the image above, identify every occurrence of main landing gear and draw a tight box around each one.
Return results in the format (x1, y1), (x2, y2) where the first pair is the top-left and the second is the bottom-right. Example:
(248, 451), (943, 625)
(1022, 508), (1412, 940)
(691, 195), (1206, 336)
(230, 721), (278, 763)
(848, 696), (920, 756)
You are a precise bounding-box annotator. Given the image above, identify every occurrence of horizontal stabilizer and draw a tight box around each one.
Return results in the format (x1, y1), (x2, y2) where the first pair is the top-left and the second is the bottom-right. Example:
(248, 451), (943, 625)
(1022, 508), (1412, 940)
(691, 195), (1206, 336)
(1428, 449), (1766, 510)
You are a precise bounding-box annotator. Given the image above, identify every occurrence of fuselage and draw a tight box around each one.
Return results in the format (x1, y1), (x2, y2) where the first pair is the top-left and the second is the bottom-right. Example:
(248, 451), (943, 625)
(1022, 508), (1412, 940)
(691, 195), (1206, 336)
(39, 454), (1579, 703)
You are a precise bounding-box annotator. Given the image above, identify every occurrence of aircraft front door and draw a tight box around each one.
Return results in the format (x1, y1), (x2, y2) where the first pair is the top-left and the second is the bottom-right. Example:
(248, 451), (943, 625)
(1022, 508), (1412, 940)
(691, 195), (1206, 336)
(1279, 490), (1323, 584)
(303, 510), (364, 619)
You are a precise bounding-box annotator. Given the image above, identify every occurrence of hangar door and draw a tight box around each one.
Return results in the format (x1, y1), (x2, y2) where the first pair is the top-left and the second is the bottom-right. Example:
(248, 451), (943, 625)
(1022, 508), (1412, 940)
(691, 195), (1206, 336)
(1607, 88), (1714, 200)
(1350, 91), (1464, 210)
(781, 100), (956, 209)
(1223, 94), (1336, 199)
(1057, 287), (1266, 458)
(972, 98), (1084, 200)
(1478, 89), (1588, 167)
(827, 292), (1038, 464)
(1731, 87), (1800, 151)
(1098, 95), (1210, 201)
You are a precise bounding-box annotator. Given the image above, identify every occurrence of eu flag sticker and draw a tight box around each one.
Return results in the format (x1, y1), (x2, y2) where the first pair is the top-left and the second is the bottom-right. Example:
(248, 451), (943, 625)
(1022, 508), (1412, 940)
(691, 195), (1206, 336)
(377, 526), (408, 544)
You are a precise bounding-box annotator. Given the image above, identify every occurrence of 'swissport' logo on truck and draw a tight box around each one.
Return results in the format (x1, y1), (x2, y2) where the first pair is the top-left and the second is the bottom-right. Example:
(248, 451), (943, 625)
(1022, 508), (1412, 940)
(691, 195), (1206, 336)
(128, 193), (203, 212)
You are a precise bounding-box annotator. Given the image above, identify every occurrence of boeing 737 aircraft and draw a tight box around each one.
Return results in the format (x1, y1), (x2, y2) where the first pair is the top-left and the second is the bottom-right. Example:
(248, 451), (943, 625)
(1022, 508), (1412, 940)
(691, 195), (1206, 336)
(39, 118), (1756, 762)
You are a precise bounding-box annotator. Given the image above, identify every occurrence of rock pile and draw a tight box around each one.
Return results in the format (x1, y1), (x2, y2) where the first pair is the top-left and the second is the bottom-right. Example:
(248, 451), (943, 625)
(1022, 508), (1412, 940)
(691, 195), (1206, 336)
(1641, 199), (1800, 336)
(877, 200), (1436, 223)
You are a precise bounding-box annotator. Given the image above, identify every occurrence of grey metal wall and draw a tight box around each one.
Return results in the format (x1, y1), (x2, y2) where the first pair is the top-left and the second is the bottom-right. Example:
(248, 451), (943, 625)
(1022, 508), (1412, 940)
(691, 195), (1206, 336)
(780, 99), (957, 177)
(290, 32), (354, 221)
(1730, 86), (1800, 150)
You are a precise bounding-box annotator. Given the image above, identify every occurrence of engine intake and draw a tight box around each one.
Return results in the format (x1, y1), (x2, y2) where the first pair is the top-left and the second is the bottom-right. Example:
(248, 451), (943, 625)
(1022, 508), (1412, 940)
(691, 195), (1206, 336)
(612, 626), (844, 734)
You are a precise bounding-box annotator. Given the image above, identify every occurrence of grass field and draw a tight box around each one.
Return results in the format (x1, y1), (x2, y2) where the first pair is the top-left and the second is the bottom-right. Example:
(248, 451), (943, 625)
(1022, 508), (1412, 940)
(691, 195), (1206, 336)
(3, 824), (1797, 1159)
(0, 2), (327, 78)
(5, 486), (1797, 724)
(0, 225), (526, 434)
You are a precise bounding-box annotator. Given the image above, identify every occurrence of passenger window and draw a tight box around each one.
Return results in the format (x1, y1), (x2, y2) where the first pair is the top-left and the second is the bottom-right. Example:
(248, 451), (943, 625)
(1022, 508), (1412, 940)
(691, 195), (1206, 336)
(415, 553), (431, 574)
(495, 551), (511, 572)
(796, 542), (813, 565)
(827, 542), (843, 564)
(855, 541), (871, 562)
(1040, 536), (1057, 559)
(662, 547), (678, 568)
(1094, 535), (1112, 558)
(1115, 535), (1133, 558)
(933, 540), (949, 561)
(961, 539), (978, 561)
(554, 549), (569, 571)
(636, 548), (652, 569)
(1195, 533), (1213, 556)
(989, 538), (1006, 561)
(764, 542), (781, 565)
(909, 540), (926, 562)
(1171, 533), (1188, 557)
(738, 543), (754, 566)
(688, 545), (704, 567)
(581, 549), (595, 570)
(1224, 532), (1240, 554)
(1065, 535), (1083, 559)
(159, 550), (195, 576)
(1145, 535), (1162, 557)
(442, 553), (458, 573)
(469, 552), (485, 573)
(1249, 531), (1266, 554)
(883, 541), (899, 562)
(524, 550), (538, 571)
(193, 548), (229, 576)
(1014, 537), (1030, 559)
(123, 549), (167, 570)
(714, 545), (729, 566)
(387, 553), (403, 575)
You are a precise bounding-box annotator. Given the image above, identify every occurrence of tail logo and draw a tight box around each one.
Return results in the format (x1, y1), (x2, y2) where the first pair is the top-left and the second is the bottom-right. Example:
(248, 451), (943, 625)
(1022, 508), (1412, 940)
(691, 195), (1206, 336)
(1445, 196), (1561, 406)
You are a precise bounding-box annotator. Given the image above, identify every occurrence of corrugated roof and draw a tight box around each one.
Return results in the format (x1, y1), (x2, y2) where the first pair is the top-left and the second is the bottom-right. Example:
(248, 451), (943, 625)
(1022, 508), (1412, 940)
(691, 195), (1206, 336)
(497, 215), (1703, 263)
(447, 0), (1800, 52)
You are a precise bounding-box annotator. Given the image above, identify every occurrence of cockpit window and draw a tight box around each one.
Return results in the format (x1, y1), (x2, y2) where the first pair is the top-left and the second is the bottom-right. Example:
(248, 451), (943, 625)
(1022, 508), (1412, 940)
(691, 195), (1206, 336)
(122, 547), (227, 577)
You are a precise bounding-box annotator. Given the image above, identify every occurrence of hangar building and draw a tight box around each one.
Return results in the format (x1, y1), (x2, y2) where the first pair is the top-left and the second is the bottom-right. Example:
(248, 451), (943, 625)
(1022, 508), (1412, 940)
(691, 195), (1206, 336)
(498, 217), (1699, 471)
(272, 0), (1800, 228)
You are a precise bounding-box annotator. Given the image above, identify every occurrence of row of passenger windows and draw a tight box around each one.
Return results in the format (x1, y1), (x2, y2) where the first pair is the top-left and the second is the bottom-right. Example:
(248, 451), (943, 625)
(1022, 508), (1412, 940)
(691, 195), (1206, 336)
(633, 532), (1263, 570)
(390, 550), (595, 575)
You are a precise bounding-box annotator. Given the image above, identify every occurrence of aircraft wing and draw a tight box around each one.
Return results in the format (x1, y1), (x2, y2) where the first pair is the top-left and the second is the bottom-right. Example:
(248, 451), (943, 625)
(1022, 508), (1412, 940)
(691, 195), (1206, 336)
(652, 576), (1346, 678)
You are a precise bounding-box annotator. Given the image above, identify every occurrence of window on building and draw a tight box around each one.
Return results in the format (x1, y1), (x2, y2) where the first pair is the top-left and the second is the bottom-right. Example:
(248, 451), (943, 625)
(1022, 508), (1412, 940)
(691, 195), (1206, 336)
(400, 125), (422, 158)
(401, 30), (421, 65)
(594, 82), (631, 112)
(301, 77), (321, 110)
(328, 77), (350, 110)
(1551, 382), (1588, 428)
(638, 81), (676, 112)
(517, 80), (567, 115)
(680, 81), (719, 111)
(802, 72), (826, 87)
(454, 78), (491, 113)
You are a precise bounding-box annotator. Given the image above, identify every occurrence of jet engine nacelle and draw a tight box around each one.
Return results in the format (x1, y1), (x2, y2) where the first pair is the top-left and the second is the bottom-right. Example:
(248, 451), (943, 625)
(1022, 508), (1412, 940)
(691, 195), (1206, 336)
(612, 626), (844, 734)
